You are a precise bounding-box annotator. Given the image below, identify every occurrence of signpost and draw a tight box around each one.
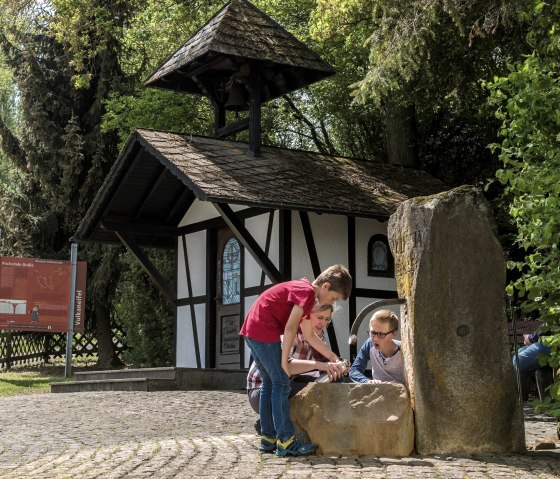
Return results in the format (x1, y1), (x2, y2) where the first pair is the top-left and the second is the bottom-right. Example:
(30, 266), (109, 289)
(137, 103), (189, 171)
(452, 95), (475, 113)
(65, 243), (78, 377)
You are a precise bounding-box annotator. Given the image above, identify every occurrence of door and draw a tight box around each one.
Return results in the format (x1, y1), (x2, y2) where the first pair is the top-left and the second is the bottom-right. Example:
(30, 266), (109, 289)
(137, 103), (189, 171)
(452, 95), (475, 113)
(215, 228), (242, 368)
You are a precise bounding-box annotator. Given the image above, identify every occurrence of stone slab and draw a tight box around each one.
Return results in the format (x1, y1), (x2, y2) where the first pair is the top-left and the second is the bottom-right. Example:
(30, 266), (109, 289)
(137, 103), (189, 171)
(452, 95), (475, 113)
(290, 382), (414, 456)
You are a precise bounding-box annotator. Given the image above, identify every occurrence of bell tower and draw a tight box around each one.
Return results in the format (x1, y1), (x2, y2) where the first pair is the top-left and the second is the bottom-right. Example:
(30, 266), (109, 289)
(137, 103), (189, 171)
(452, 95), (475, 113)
(144, 0), (335, 156)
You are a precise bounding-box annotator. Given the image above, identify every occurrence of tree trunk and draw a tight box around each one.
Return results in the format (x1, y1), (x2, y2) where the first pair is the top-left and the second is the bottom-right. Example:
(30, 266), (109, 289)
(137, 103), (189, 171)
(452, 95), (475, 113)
(95, 302), (122, 369)
(385, 101), (418, 168)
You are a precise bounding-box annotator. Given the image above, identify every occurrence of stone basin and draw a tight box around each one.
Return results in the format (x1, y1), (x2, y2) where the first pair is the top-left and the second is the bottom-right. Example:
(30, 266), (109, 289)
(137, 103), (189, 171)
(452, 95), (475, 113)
(290, 382), (414, 457)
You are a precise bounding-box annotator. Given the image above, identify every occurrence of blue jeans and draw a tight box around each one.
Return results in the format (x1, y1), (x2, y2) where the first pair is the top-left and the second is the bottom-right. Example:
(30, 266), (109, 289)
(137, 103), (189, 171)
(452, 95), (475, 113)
(513, 342), (552, 381)
(244, 337), (293, 442)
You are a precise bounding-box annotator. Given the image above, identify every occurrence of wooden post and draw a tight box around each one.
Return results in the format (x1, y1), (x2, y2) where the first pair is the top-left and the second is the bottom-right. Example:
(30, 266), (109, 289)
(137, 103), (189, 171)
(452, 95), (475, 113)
(6, 331), (12, 370)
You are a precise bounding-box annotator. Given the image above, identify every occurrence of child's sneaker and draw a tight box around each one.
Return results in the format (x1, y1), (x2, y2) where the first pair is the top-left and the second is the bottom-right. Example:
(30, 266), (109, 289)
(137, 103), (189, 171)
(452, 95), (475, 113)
(276, 436), (317, 457)
(259, 435), (277, 453)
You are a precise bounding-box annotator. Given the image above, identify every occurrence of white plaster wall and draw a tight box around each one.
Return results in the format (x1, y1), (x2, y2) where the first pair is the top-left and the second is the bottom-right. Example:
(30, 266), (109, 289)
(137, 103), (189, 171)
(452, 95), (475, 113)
(332, 299), (351, 360)
(244, 212), (278, 288)
(354, 217), (396, 291)
(176, 303), (207, 367)
(291, 212), (348, 280)
(177, 231), (207, 298)
(179, 199), (217, 226)
(178, 199), (247, 226)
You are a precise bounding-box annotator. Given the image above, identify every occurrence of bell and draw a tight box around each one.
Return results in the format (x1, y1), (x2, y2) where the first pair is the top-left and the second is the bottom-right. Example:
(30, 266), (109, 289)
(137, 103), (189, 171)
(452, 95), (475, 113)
(224, 83), (249, 111)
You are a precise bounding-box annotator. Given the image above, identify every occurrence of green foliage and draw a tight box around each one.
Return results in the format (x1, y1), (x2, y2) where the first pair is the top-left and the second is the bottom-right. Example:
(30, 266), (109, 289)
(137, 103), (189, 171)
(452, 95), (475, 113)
(115, 249), (174, 367)
(486, 0), (560, 417)
(311, 0), (526, 105)
(101, 89), (213, 146)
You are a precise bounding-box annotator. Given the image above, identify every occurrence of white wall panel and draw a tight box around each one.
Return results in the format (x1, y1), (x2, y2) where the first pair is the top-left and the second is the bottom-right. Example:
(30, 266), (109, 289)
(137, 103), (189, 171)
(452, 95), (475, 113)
(179, 199), (248, 227)
(308, 213), (348, 268)
(244, 213), (278, 288)
(177, 231), (207, 298)
(331, 299), (350, 360)
(179, 199), (217, 226)
(291, 216), (315, 281)
(176, 303), (207, 367)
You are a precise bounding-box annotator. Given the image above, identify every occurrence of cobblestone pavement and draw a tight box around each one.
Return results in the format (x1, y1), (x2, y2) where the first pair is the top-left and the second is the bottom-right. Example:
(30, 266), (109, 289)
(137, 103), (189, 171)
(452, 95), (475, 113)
(0, 391), (558, 479)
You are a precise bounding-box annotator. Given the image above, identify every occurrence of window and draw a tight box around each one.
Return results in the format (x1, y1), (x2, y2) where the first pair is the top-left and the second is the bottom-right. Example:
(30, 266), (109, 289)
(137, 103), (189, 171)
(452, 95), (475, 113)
(367, 234), (394, 277)
(222, 237), (240, 304)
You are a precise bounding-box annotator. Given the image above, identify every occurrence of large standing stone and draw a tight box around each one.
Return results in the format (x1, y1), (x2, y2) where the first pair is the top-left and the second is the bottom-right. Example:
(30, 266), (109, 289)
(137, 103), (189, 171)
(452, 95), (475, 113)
(387, 185), (525, 454)
(290, 382), (414, 456)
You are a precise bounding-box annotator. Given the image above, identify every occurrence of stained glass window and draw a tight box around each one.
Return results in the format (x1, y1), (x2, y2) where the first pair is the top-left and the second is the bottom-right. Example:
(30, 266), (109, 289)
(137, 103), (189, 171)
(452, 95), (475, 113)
(367, 234), (394, 277)
(222, 238), (240, 304)
(372, 240), (388, 271)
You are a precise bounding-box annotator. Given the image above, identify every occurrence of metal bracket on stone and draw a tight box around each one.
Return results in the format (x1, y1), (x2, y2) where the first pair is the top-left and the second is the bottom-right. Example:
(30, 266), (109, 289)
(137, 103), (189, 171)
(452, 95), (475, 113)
(348, 298), (407, 345)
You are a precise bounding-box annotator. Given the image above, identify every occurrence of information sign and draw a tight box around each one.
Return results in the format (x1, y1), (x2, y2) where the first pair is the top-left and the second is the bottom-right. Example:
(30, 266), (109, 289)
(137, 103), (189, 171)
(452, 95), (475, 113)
(0, 256), (87, 332)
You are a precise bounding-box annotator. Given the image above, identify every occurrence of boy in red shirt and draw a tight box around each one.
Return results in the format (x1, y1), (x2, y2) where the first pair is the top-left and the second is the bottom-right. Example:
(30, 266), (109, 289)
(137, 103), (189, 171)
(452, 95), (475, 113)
(240, 264), (352, 457)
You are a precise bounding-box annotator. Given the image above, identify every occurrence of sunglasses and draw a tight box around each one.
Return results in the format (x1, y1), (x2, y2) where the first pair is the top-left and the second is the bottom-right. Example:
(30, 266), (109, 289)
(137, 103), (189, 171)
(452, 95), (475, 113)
(368, 329), (396, 339)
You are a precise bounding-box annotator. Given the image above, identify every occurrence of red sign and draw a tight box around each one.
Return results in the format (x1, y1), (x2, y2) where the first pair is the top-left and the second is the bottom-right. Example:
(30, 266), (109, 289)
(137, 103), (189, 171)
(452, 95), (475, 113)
(0, 256), (87, 333)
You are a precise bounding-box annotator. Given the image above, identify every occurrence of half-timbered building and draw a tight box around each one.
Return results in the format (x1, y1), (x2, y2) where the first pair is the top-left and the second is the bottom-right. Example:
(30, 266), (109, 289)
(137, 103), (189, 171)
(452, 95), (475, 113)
(75, 0), (446, 370)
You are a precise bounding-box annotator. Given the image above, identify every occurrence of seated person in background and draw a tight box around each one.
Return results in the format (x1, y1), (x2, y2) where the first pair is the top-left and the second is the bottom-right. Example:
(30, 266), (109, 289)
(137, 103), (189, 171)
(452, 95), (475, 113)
(349, 309), (406, 385)
(513, 331), (552, 382)
(247, 303), (346, 416)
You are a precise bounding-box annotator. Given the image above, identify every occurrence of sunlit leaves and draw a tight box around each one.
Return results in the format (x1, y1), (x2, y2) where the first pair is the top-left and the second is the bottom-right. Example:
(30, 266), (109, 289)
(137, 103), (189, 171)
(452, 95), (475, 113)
(487, 0), (560, 415)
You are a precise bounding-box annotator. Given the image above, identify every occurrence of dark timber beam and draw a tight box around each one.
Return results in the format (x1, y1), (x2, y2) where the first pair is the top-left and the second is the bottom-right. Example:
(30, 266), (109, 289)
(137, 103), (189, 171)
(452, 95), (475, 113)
(213, 203), (282, 284)
(216, 117), (250, 138)
(279, 209), (291, 280)
(102, 221), (180, 237)
(347, 216), (357, 361)
(114, 229), (177, 305)
(260, 211), (275, 288)
(298, 211), (321, 277)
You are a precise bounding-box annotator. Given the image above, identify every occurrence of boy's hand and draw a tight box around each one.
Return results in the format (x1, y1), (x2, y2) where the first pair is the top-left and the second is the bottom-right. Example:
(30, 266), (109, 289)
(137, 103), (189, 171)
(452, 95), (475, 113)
(327, 352), (339, 363)
(324, 361), (345, 381)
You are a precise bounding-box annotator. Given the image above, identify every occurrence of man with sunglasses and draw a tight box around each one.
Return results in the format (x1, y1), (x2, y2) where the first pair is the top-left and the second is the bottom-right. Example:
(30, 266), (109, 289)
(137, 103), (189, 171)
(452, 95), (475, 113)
(349, 309), (406, 385)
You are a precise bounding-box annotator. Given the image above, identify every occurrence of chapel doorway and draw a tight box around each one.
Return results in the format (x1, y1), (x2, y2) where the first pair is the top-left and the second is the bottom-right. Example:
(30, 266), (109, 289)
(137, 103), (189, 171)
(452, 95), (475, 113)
(215, 228), (242, 368)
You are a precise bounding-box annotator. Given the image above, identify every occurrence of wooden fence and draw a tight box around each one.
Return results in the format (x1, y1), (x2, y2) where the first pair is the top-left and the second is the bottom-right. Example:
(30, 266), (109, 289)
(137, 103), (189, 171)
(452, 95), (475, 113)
(0, 326), (126, 369)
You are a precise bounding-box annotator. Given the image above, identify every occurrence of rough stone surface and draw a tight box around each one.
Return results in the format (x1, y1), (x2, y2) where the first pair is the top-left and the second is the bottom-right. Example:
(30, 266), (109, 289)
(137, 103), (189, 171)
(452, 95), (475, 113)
(290, 382), (415, 457)
(387, 185), (526, 455)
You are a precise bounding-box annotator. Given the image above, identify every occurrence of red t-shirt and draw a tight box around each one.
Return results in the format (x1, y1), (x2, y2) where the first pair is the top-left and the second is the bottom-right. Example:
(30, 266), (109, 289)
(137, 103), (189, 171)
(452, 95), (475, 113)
(239, 278), (316, 342)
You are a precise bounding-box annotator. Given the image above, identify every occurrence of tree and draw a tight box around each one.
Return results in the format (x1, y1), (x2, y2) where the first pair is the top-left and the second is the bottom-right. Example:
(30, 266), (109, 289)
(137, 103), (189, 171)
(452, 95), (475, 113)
(0, 0), (141, 367)
(486, 1), (560, 420)
(310, 0), (530, 183)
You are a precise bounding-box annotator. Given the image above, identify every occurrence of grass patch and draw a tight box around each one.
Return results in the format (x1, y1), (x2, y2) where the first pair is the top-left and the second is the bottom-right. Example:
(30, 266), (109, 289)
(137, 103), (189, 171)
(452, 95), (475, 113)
(0, 370), (73, 396)
(0, 357), (100, 397)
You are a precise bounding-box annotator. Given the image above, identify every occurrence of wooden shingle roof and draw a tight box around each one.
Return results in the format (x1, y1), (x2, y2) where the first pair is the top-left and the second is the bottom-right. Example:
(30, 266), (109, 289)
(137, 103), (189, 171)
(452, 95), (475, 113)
(144, 0), (335, 100)
(75, 129), (447, 246)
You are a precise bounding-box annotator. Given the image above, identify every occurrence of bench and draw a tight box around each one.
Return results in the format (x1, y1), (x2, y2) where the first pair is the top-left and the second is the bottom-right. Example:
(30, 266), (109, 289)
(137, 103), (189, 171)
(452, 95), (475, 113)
(508, 320), (554, 401)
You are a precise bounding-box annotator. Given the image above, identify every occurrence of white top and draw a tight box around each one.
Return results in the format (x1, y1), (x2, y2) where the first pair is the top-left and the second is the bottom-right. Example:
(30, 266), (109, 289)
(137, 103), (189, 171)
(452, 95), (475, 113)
(369, 340), (405, 384)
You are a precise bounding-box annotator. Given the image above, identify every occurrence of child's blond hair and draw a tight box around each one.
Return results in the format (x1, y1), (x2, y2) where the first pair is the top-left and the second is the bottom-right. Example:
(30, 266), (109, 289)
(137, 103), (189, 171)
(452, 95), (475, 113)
(370, 309), (398, 331)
